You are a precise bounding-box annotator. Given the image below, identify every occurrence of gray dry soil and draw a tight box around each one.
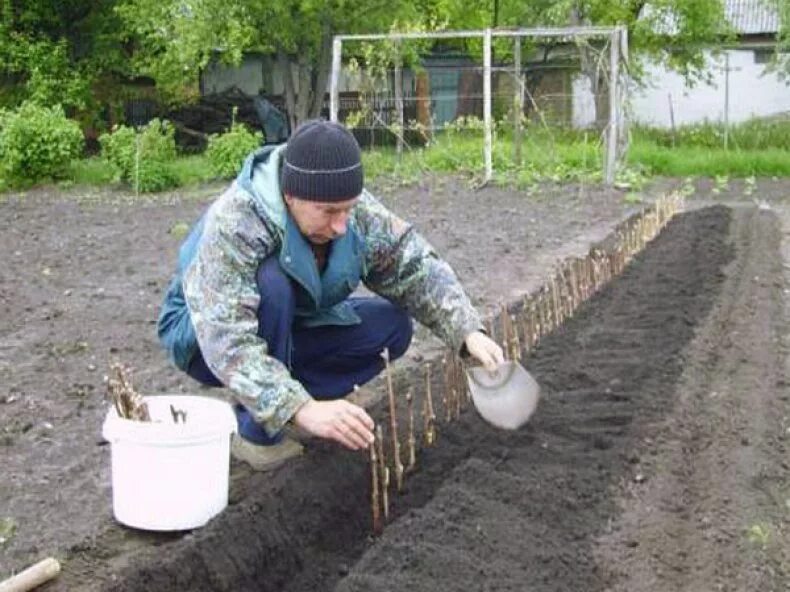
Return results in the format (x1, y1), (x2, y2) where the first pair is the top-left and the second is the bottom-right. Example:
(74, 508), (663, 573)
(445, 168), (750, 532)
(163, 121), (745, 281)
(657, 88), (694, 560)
(1, 176), (790, 591)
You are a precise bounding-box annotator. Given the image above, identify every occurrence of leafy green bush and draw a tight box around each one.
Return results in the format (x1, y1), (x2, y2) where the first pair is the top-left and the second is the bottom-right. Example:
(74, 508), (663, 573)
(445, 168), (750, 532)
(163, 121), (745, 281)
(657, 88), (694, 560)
(205, 118), (262, 179)
(99, 118), (178, 193)
(98, 125), (136, 179)
(0, 102), (83, 188)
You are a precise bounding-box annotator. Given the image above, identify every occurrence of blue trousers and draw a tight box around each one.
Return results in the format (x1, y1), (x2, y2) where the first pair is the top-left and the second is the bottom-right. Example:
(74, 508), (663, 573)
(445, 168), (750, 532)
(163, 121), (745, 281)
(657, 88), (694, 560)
(187, 256), (413, 444)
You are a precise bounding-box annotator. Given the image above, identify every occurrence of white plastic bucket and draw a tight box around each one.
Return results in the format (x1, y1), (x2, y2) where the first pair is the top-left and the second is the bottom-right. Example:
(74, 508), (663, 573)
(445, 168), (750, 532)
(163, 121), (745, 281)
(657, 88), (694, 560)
(102, 395), (237, 531)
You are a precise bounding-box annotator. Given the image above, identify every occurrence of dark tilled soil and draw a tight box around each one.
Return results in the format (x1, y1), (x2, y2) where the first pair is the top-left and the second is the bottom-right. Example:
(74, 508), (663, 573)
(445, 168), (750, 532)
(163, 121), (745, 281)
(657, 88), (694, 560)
(76, 205), (790, 592)
(2, 177), (790, 591)
(338, 206), (790, 592)
(0, 176), (632, 584)
(596, 205), (790, 592)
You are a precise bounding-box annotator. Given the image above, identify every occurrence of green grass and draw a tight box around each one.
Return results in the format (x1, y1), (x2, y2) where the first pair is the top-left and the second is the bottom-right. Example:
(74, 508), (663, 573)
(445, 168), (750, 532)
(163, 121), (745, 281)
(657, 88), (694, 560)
(628, 139), (790, 177)
(633, 118), (790, 151)
(167, 154), (216, 187)
(63, 131), (790, 196)
(68, 157), (117, 185)
(365, 122), (790, 185)
(8, 117), (788, 196)
(629, 118), (790, 176)
(364, 130), (604, 187)
(68, 153), (218, 190)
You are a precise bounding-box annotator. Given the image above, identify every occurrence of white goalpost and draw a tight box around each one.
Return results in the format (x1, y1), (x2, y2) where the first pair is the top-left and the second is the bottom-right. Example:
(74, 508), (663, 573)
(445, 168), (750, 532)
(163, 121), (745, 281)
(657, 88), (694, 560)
(329, 26), (629, 186)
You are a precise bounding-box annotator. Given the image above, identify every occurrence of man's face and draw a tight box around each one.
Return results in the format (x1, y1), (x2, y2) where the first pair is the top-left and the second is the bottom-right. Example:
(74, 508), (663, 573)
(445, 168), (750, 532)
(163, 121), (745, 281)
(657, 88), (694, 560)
(284, 194), (359, 245)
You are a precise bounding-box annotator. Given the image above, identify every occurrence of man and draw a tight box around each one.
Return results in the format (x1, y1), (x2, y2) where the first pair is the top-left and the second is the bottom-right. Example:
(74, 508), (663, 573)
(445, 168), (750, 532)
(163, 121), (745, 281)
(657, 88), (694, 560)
(158, 120), (503, 469)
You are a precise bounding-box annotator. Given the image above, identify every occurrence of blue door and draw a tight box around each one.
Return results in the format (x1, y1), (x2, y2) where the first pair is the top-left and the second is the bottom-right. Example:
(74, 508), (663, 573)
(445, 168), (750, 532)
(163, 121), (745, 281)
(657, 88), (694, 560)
(429, 70), (459, 127)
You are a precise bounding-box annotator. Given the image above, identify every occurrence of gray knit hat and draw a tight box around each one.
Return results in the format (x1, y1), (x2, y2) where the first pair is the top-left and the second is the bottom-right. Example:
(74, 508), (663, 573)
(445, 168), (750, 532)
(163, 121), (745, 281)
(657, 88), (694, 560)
(281, 120), (364, 201)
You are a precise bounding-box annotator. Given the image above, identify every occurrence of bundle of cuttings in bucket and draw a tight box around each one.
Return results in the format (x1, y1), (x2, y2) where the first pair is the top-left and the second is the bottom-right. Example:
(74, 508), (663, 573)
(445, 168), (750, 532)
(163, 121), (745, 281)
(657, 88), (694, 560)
(106, 363), (151, 422)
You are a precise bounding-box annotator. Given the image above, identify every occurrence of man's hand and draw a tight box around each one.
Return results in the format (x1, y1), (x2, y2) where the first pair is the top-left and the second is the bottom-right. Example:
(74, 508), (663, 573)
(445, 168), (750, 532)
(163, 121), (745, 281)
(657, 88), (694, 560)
(292, 399), (375, 450)
(464, 330), (505, 372)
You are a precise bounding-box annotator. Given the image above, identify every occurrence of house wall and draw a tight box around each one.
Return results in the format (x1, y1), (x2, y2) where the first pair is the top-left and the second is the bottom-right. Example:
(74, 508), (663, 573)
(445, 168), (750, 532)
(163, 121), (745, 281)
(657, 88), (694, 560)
(202, 55), (267, 95)
(530, 68), (573, 125)
(201, 55), (412, 98)
(630, 48), (789, 127)
(572, 75), (597, 128)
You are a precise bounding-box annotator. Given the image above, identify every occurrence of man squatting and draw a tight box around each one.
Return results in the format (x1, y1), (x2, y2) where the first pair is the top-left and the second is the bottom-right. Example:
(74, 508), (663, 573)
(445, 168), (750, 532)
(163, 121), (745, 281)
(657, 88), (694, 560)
(157, 120), (504, 468)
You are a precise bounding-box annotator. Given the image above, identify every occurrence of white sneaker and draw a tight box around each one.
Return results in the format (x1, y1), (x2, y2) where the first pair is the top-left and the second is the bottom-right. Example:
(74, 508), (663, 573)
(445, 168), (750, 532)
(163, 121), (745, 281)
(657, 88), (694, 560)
(231, 435), (304, 471)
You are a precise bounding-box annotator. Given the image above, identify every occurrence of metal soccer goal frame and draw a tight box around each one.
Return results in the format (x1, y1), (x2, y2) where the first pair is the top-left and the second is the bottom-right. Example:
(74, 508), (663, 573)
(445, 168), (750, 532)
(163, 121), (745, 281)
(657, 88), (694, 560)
(330, 26), (628, 185)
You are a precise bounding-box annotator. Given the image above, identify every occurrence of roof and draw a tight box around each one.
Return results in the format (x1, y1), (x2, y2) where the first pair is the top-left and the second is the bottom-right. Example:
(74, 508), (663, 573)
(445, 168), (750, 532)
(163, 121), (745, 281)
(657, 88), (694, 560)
(641, 0), (780, 36)
(725, 0), (780, 34)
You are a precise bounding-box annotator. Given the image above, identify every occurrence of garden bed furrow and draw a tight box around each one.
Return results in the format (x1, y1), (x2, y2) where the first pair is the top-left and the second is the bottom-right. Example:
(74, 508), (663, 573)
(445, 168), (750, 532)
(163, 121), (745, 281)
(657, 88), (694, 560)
(84, 206), (734, 592)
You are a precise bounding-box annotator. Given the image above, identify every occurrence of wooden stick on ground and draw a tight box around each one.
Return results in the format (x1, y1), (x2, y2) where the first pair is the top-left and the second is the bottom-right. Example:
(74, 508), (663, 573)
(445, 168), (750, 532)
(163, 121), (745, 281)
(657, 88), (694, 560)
(0, 558), (60, 592)
(565, 260), (579, 317)
(449, 355), (461, 418)
(535, 292), (545, 337)
(459, 355), (469, 406)
(500, 304), (511, 360)
(442, 354), (452, 423)
(450, 354), (460, 419)
(558, 266), (568, 320)
(375, 424), (389, 522)
(501, 305), (520, 362)
(512, 313), (522, 361)
(523, 296), (535, 353)
(570, 261), (580, 309)
(565, 261), (578, 317)
(406, 390), (416, 472)
(380, 348), (404, 492)
(369, 428), (382, 535)
(583, 257), (591, 299)
(423, 363), (436, 445)
(591, 255), (600, 291)
(543, 288), (553, 333)
(550, 275), (561, 327)
(532, 295), (542, 344)
(355, 384), (381, 533)
(446, 353), (460, 420)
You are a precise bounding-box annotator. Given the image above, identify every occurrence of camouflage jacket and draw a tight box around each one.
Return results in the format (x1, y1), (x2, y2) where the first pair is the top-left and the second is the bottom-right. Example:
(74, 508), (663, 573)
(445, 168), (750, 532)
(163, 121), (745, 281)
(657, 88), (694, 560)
(159, 145), (482, 436)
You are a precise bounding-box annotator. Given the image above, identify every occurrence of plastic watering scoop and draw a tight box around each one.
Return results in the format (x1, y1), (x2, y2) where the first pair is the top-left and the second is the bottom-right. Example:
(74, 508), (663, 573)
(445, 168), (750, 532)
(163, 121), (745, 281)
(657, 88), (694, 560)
(466, 361), (540, 430)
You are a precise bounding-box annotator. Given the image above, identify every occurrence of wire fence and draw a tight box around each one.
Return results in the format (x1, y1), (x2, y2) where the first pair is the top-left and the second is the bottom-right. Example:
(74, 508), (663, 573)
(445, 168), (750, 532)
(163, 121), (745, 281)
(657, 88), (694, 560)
(331, 27), (630, 184)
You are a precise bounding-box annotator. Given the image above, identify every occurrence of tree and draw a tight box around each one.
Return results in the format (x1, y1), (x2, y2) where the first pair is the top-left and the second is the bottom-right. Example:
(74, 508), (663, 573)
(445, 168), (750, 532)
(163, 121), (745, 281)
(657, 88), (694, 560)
(116, 0), (437, 129)
(115, 0), (741, 130)
(437, 0), (731, 128)
(478, 0), (731, 82)
(0, 0), (128, 117)
(769, 0), (788, 79)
